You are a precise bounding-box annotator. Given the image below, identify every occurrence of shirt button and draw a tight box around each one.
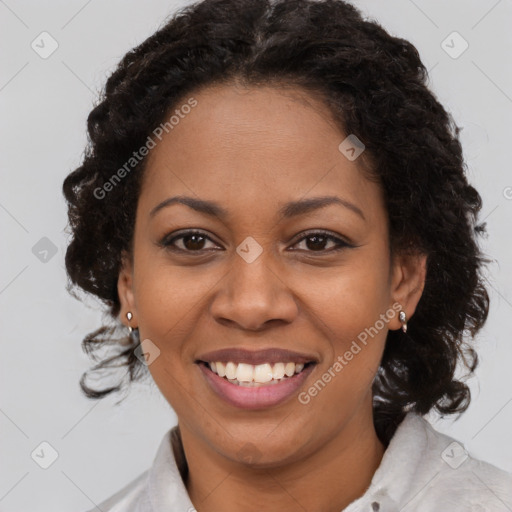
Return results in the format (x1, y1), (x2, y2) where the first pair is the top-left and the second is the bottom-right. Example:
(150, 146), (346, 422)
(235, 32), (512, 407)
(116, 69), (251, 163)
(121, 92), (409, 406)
(370, 493), (397, 511)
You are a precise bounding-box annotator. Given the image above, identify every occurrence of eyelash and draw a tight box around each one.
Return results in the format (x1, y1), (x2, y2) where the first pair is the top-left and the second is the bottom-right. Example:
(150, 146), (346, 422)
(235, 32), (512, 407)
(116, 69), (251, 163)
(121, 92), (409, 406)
(159, 229), (353, 255)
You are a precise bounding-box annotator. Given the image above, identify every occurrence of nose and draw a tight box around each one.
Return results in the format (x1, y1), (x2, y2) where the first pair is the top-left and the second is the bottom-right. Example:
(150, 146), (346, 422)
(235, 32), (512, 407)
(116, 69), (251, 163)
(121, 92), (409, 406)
(209, 248), (298, 331)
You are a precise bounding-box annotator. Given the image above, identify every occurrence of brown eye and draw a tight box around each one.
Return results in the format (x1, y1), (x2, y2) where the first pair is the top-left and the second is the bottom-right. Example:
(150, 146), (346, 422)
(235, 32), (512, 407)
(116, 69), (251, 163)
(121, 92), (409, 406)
(160, 231), (219, 253)
(292, 231), (351, 253)
(160, 229), (353, 255)
(181, 233), (207, 251)
(303, 234), (330, 251)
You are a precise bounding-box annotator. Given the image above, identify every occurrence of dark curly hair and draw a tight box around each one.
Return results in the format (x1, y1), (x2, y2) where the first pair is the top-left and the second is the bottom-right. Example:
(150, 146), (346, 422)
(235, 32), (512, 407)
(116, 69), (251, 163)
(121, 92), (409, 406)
(62, 0), (489, 445)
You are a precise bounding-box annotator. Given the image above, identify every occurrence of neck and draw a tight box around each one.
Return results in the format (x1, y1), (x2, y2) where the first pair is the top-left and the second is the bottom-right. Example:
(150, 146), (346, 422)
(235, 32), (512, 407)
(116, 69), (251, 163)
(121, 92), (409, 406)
(180, 398), (385, 512)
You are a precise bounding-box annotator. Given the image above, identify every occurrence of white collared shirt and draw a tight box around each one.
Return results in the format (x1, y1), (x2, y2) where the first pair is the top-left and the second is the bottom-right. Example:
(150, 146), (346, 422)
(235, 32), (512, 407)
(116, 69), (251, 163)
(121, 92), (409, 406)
(87, 413), (512, 512)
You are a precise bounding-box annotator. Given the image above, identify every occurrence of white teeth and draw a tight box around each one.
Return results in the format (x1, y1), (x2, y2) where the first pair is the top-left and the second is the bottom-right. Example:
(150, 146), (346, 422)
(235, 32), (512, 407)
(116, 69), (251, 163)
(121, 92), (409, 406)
(235, 363), (254, 382)
(272, 362), (285, 380)
(207, 361), (309, 384)
(225, 362), (237, 380)
(284, 362), (296, 377)
(254, 363), (273, 383)
(237, 379), (281, 387)
(215, 362), (226, 377)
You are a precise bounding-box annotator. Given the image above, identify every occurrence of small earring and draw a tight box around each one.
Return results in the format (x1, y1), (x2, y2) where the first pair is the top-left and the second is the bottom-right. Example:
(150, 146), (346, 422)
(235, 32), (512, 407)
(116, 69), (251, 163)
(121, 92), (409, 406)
(126, 311), (133, 333)
(399, 310), (408, 334)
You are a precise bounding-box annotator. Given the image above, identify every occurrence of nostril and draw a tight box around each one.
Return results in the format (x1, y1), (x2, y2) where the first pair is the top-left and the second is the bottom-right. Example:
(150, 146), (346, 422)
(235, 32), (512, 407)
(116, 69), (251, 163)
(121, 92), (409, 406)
(371, 502), (380, 511)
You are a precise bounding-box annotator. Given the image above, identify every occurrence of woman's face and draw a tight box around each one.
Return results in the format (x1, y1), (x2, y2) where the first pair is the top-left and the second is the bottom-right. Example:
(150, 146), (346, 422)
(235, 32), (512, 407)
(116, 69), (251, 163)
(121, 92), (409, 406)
(118, 83), (425, 466)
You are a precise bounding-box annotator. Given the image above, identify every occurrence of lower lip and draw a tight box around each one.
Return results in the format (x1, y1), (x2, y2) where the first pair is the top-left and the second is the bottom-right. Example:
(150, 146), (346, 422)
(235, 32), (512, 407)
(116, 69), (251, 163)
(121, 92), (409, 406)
(197, 362), (316, 410)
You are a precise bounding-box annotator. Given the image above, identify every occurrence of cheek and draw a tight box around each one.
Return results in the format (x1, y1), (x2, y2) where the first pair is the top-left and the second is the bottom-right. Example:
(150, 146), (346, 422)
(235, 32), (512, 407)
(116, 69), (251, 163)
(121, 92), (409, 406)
(297, 275), (390, 428)
(306, 253), (391, 338)
(132, 253), (216, 340)
(131, 259), (204, 409)
(303, 249), (391, 383)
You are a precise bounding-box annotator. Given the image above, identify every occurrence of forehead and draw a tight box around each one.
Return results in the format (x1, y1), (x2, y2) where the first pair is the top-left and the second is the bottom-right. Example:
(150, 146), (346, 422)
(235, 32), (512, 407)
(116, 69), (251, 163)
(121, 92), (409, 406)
(138, 83), (383, 224)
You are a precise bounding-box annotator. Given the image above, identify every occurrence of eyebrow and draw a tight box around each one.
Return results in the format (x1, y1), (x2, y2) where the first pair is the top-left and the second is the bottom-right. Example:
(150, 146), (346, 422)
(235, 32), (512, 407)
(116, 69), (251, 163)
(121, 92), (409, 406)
(149, 194), (365, 221)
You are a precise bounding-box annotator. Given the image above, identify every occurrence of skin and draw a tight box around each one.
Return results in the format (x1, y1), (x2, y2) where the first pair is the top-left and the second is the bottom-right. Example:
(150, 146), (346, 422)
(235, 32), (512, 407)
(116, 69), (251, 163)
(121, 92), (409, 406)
(118, 82), (427, 512)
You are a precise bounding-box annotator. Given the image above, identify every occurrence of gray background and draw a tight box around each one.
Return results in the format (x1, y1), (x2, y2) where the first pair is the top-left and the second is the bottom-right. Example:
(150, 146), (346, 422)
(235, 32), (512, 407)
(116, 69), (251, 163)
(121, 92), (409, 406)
(1, 0), (511, 510)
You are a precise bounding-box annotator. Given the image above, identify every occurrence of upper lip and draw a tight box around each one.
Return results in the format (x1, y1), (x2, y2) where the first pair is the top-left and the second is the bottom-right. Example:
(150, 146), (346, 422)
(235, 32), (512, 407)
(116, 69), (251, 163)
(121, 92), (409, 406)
(196, 347), (318, 365)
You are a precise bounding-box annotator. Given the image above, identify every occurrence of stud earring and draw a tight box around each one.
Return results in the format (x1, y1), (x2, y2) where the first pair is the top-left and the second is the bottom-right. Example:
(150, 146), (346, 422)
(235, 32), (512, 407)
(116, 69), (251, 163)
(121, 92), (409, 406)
(399, 310), (407, 334)
(125, 311), (139, 343)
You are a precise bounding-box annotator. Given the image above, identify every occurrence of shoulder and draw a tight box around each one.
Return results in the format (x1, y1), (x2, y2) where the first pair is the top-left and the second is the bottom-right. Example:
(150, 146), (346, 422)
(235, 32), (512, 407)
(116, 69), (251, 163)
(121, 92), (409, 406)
(391, 413), (512, 511)
(83, 469), (149, 512)
(81, 426), (191, 512)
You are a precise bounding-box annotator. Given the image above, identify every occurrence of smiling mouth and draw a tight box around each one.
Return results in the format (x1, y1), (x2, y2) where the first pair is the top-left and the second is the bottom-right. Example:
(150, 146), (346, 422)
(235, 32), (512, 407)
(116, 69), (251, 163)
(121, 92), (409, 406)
(197, 360), (316, 387)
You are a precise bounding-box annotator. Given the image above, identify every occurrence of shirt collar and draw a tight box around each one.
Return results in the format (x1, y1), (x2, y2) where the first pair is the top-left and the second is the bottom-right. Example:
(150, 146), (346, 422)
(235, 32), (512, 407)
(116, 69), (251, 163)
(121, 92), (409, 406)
(147, 412), (429, 512)
(343, 412), (429, 511)
(146, 422), (195, 511)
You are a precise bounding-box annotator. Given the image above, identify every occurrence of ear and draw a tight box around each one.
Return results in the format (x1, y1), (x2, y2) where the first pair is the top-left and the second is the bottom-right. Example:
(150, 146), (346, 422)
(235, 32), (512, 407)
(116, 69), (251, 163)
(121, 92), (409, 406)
(117, 251), (137, 329)
(388, 250), (427, 331)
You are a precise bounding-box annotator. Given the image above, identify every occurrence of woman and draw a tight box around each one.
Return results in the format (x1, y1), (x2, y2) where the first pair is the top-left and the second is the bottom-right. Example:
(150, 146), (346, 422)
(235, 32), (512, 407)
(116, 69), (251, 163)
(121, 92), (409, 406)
(62, 0), (512, 510)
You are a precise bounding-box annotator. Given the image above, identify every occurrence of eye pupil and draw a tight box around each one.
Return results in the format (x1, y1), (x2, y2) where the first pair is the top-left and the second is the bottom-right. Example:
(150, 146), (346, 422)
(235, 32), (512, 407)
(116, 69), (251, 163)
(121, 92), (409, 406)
(183, 234), (205, 250)
(306, 235), (327, 251)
